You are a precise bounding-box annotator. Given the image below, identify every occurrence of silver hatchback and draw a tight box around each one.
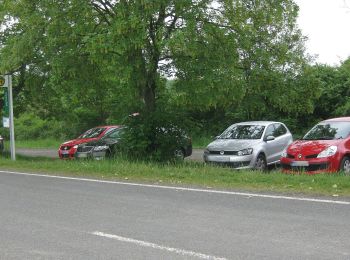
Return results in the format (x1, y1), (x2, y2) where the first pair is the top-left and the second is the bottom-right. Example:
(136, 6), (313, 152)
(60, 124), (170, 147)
(203, 121), (293, 170)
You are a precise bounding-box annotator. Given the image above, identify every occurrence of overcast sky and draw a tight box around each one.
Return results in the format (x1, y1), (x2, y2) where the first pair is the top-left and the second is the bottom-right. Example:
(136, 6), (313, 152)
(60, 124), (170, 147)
(294, 0), (350, 65)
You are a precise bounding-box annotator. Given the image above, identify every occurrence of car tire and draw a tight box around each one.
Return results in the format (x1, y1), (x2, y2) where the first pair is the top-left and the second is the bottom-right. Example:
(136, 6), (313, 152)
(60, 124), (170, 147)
(254, 154), (267, 171)
(340, 156), (350, 174)
(174, 148), (185, 161)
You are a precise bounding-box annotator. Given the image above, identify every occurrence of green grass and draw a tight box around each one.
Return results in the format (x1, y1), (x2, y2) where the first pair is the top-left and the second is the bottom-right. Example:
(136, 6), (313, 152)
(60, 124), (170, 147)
(1, 156), (350, 197)
(192, 136), (212, 149)
(5, 138), (63, 149)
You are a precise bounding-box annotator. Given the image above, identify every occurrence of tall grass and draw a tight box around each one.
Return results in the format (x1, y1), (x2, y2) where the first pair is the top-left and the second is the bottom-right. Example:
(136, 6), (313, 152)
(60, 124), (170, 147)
(0, 156), (350, 196)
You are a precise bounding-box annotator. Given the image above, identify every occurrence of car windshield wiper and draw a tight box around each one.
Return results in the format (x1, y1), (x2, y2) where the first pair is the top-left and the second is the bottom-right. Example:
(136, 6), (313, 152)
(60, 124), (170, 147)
(317, 136), (335, 140)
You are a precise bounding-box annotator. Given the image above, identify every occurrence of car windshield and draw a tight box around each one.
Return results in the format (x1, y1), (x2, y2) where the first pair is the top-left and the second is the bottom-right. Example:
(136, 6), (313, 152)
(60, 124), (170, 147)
(78, 127), (106, 139)
(101, 128), (123, 140)
(303, 122), (350, 140)
(219, 125), (265, 140)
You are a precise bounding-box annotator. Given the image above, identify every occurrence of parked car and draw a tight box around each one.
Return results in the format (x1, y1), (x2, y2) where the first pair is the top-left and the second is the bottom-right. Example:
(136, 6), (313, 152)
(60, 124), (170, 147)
(75, 127), (125, 160)
(75, 126), (192, 160)
(58, 125), (120, 159)
(280, 117), (350, 174)
(203, 121), (293, 170)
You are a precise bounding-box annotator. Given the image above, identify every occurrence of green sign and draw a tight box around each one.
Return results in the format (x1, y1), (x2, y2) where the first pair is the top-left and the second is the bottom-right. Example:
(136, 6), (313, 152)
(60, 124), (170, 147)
(0, 76), (5, 87)
(3, 87), (9, 117)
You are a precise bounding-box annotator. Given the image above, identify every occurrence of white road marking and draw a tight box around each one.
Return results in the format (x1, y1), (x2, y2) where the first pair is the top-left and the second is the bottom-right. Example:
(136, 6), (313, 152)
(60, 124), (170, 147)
(0, 170), (349, 205)
(91, 231), (227, 260)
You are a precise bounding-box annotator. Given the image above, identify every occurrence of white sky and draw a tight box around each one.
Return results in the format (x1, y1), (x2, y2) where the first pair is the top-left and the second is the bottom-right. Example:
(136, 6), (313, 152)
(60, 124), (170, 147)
(294, 0), (350, 65)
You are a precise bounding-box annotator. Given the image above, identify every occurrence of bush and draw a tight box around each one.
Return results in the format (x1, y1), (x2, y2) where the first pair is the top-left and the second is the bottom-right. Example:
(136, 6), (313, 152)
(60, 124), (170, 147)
(119, 107), (191, 162)
(10, 112), (66, 140)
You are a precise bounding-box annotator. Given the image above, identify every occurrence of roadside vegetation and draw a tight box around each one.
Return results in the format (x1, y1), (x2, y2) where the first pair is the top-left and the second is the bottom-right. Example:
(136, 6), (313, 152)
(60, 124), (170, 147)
(0, 0), (350, 189)
(14, 139), (62, 149)
(1, 156), (350, 197)
(1, 0), (349, 162)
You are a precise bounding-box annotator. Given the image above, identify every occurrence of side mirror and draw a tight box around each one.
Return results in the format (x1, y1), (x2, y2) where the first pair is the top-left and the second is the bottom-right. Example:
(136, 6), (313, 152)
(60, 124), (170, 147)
(265, 135), (275, 142)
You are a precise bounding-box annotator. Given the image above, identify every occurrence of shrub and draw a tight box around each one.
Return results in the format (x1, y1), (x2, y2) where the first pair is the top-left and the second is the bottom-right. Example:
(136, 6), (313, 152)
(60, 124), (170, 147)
(11, 112), (66, 140)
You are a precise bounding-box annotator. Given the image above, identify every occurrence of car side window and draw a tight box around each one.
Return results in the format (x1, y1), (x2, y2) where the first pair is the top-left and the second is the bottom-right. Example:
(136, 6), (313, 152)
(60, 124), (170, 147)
(273, 123), (287, 137)
(264, 124), (275, 138)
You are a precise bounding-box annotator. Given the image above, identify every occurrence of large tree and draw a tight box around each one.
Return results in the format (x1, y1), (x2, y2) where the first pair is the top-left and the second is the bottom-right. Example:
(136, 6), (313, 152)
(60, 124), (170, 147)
(0, 0), (321, 147)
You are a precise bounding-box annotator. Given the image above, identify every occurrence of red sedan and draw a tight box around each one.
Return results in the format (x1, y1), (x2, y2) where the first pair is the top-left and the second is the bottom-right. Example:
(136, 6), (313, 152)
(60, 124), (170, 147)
(58, 126), (120, 159)
(281, 117), (350, 174)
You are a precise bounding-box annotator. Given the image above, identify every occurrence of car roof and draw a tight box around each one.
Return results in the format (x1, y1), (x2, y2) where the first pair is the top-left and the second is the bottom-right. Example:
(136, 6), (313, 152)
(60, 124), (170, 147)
(235, 121), (281, 126)
(322, 117), (350, 123)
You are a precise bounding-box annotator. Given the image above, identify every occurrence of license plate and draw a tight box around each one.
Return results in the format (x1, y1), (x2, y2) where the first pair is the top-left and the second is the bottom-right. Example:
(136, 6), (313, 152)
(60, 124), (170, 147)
(214, 156), (228, 162)
(61, 150), (69, 155)
(291, 161), (309, 167)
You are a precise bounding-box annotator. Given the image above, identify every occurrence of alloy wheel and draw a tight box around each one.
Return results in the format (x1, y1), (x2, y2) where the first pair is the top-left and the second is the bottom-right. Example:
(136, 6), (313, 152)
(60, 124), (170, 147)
(343, 158), (350, 174)
(255, 155), (267, 171)
(174, 149), (185, 161)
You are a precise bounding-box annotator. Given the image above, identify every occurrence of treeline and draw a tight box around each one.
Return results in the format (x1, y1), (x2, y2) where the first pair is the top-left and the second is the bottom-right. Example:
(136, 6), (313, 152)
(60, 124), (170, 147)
(0, 1), (349, 156)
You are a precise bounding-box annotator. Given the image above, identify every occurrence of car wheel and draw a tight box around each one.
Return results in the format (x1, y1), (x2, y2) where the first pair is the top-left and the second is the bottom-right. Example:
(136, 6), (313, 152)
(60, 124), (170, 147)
(254, 154), (267, 171)
(340, 156), (350, 174)
(174, 149), (185, 161)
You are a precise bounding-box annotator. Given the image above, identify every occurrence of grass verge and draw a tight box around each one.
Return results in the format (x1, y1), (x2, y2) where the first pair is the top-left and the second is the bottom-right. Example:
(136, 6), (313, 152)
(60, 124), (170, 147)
(192, 136), (212, 149)
(6, 139), (63, 149)
(0, 156), (350, 197)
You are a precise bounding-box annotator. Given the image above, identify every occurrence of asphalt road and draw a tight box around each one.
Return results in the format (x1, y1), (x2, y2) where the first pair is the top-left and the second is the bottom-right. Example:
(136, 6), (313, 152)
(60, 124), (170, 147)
(0, 170), (350, 259)
(16, 148), (204, 161)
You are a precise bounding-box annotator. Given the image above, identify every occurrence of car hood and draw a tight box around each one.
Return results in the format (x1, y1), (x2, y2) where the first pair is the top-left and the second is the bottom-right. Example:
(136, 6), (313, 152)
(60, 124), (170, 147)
(287, 139), (342, 155)
(207, 139), (261, 151)
(61, 137), (99, 147)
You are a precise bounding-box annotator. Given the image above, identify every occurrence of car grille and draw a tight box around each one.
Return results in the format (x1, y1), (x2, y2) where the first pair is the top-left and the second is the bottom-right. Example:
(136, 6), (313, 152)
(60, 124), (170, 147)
(281, 163), (329, 172)
(77, 146), (94, 152)
(209, 150), (239, 155)
(305, 154), (318, 159)
(287, 153), (295, 159)
(211, 161), (250, 168)
(61, 146), (72, 151)
(62, 154), (70, 158)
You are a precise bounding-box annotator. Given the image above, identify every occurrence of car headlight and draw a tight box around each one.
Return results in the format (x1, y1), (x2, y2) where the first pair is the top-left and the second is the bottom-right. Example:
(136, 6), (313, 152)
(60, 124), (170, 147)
(317, 146), (337, 158)
(281, 149), (287, 158)
(203, 149), (209, 154)
(93, 145), (109, 151)
(237, 148), (253, 156)
(73, 145), (79, 149)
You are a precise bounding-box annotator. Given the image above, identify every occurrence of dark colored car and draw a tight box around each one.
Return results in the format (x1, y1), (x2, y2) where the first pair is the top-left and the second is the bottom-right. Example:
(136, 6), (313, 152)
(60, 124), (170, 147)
(58, 125), (120, 159)
(75, 127), (124, 160)
(75, 126), (192, 160)
(280, 117), (350, 174)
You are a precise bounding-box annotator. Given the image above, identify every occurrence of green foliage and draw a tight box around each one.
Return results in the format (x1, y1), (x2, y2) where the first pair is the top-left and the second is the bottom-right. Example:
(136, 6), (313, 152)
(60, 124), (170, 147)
(12, 112), (65, 140)
(1, 0), (344, 156)
(120, 103), (191, 162)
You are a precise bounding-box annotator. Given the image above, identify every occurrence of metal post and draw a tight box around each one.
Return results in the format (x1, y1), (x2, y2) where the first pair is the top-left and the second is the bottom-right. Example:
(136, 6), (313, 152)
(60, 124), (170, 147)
(7, 75), (15, 160)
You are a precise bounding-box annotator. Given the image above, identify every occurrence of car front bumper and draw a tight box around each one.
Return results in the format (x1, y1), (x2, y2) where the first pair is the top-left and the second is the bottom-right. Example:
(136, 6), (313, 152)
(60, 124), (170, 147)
(58, 148), (77, 159)
(75, 151), (92, 159)
(203, 154), (253, 169)
(280, 156), (339, 174)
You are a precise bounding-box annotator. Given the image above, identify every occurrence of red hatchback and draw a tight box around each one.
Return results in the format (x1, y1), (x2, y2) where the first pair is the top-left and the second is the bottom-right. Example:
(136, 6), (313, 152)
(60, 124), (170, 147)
(58, 126), (119, 159)
(281, 117), (350, 174)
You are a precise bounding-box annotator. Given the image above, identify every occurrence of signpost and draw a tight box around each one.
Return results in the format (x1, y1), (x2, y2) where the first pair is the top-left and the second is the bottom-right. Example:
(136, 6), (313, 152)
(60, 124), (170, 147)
(1, 75), (15, 160)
